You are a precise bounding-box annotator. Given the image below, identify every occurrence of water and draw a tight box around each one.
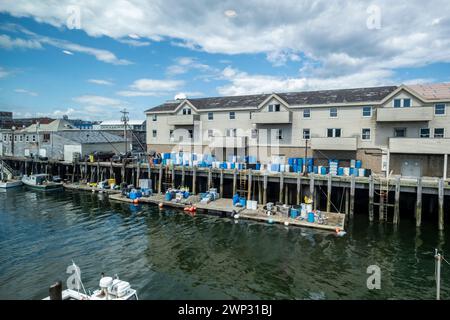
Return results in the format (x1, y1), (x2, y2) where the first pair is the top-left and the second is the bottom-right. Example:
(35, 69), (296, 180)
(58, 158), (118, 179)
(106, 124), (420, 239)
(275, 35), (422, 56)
(0, 187), (449, 300)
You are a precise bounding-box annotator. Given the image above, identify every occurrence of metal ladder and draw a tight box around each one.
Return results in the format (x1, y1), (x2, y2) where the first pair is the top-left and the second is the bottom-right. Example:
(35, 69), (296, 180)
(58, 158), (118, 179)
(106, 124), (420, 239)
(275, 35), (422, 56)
(163, 165), (173, 190)
(238, 170), (248, 198)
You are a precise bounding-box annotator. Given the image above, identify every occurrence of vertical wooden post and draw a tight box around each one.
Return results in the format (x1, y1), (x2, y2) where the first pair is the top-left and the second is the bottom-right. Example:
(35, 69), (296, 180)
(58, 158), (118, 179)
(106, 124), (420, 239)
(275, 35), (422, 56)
(181, 165), (185, 187)
(97, 162), (100, 181)
(393, 176), (400, 225)
(72, 163), (76, 183)
(247, 169), (253, 201)
(136, 163), (140, 187)
(444, 154), (448, 180)
(310, 176), (315, 209)
(207, 167), (212, 190)
(345, 188), (349, 215)
(296, 172), (301, 205)
(416, 177), (422, 228)
(369, 175), (374, 222)
(279, 172), (284, 203)
(109, 161), (113, 179)
(158, 164), (162, 194)
(171, 165), (175, 189)
(350, 175), (356, 218)
(220, 169), (224, 198)
(232, 168), (237, 195)
(263, 173), (268, 205)
(192, 166), (197, 194)
(438, 178), (444, 231)
(258, 178), (262, 204)
(327, 174), (332, 212)
(57, 164), (61, 178)
(379, 186), (385, 222)
(121, 160), (126, 184)
(284, 183), (288, 205)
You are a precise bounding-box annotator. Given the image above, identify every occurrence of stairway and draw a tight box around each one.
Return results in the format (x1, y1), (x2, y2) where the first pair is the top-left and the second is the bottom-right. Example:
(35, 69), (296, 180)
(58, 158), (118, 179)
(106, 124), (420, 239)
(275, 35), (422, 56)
(0, 160), (19, 180)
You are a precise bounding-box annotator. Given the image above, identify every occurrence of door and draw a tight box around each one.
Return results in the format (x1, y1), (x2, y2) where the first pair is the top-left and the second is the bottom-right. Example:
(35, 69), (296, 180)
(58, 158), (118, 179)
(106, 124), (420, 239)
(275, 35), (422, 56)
(401, 160), (421, 177)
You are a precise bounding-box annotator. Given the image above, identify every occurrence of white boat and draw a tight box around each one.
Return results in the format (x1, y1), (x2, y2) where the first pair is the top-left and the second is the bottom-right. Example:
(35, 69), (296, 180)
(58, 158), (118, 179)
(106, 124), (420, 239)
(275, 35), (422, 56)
(0, 179), (23, 189)
(22, 174), (63, 191)
(43, 263), (138, 300)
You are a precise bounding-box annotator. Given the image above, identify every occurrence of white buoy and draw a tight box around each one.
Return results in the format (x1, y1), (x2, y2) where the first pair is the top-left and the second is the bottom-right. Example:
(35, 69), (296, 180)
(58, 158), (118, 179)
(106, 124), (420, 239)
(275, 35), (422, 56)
(284, 221), (289, 226)
(234, 214), (240, 219)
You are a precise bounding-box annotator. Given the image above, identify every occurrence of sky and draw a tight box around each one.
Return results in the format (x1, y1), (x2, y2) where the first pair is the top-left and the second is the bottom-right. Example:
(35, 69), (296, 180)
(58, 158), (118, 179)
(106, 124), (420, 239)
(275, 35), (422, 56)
(0, 0), (450, 121)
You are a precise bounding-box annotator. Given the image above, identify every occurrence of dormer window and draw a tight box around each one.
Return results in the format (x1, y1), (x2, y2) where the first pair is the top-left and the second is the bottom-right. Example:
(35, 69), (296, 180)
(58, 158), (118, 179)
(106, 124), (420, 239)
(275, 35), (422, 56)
(268, 104), (281, 112)
(182, 108), (191, 115)
(152, 114), (157, 121)
(394, 98), (411, 108)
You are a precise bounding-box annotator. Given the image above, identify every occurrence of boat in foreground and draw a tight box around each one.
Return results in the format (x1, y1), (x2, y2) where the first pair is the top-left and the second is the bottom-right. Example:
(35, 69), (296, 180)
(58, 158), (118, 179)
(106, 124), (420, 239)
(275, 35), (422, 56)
(0, 178), (23, 189)
(21, 174), (63, 191)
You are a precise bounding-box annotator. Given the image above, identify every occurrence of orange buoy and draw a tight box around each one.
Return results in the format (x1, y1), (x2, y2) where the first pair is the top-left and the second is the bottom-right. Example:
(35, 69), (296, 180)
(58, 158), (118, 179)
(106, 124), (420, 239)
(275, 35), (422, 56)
(335, 227), (340, 233)
(133, 198), (139, 204)
(184, 207), (190, 211)
(158, 202), (163, 209)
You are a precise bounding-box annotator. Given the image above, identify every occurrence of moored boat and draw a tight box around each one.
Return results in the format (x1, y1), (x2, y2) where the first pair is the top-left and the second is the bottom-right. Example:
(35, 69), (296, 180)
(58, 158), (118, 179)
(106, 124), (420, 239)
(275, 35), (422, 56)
(21, 174), (63, 191)
(0, 179), (23, 189)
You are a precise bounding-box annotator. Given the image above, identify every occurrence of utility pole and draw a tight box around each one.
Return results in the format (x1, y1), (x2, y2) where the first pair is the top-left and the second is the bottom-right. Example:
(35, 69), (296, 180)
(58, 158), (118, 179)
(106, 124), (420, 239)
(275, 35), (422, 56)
(120, 109), (129, 156)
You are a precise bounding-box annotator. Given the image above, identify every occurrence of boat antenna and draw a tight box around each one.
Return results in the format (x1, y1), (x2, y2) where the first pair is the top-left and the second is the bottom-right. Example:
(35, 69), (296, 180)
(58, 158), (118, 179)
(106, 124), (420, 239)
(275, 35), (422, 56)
(71, 260), (88, 296)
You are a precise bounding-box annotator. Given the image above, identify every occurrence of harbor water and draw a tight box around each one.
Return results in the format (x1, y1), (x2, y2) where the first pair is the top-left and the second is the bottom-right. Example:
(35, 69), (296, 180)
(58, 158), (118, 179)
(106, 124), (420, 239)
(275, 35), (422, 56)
(0, 187), (449, 299)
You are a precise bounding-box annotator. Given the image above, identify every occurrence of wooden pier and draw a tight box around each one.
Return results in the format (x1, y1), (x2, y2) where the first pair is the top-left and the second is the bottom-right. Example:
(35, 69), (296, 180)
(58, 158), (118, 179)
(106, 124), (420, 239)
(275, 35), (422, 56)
(1, 155), (449, 230)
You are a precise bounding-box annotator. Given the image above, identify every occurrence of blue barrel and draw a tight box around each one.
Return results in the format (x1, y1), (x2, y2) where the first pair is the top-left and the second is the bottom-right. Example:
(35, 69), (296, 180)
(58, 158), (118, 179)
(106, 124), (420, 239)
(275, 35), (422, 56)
(356, 160), (362, 169)
(184, 191), (190, 198)
(233, 194), (240, 205)
(164, 192), (172, 201)
(320, 166), (327, 175)
(313, 166), (318, 174)
(349, 167), (354, 175)
(297, 158), (303, 168)
(239, 197), (246, 207)
(304, 157), (314, 166)
(129, 191), (137, 200)
(290, 208), (298, 219)
(308, 212), (315, 223)
(271, 164), (280, 172)
(255, 163), (261, 170)
(153, 158), (160, 165)
(288, 158), (295, 166)
(337, 167), (344, 176)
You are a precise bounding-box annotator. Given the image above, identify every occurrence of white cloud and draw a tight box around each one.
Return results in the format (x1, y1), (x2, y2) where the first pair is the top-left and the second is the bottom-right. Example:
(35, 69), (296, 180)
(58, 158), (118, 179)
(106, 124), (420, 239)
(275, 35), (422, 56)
(2, 1), (450, 87)
(0, 34), (42, 49)
(166, 57), (213, 76)
(62, 50), (73, 55)
(118, 38), (150, 47)
(14, 88), (38, 96)
(0, 66), (11, 78)
(73, 95), (124, 106)
(116, 78), (184, 97)
(88, 79), (114, 85)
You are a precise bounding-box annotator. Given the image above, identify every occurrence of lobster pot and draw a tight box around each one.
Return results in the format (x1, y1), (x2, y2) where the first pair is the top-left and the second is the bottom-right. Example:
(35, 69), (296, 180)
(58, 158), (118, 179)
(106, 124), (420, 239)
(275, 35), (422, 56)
(350, 159), (356, 168)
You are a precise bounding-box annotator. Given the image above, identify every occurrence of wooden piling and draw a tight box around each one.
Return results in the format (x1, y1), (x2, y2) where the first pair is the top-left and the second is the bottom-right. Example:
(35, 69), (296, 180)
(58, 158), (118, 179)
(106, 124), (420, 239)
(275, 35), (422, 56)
(263, 173), (268, 204)
(232, 168), (237, 195)
(158, 165), (163, 194)
(285, 184), (288, 205)
(438, 178), (444, 231)
(97, 162), (100, 182)
(207, 167), (212, 190)
(192, 166), (197, 194)
(350, 175), (355, 217)
(310, 176), (315, 209)
(171, 165), (175, 189)
(247, 169), (253, 201)
(296, 172), (301, 205)
(72, 163), (76, 183)
(369, 175), (374, 222)
(220, 169), (224, 198)
(416, 177), (422, 228)
(327, 174), (332, 212)
(109, 161), (113, 178)
(121, 160), (126, 184)
(136, 164), (140, 186)
(181, 165), (185, 187)
(258, 179), (262, 204)
(345, 188), (349, 215)
(393, 176), (400, 225)
(379, 186), (385, 222)
(279, 172), (284, 203)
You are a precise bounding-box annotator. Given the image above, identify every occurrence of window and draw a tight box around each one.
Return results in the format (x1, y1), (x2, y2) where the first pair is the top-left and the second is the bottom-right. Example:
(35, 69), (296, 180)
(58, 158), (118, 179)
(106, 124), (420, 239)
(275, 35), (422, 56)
(32, 135), (36, 142)
(276, 129), (283, 140)
(303, 108), (311, 118)
(394, 128), (406, 137)
(169, 130), (174, 139)
(26, 135), (29, 142)
(394, 98), (411, 108)
(8, 134), (11, 141)
(188, 129), (193, 138)
(251, 129), (258, 139)
(207, 129), (214, 138)
(2, 135), (6, 142)
(434, 128), (445, 138)
(361, 128), (371, 140)
(420, 128), (430, 138)
(152, 114), (157, 121)
(330, 107), (338, 118)
(435, 104), (446, 115)
(208, 112), (214, 120)
(268, 104), (281, 112)
(226, 128), (237, 137)
(14, 135), (17, 142)
(19, 135), (23, 142)
(327, 128), (341, 138)
(362, 106), (372, 117)
(152, 130), (157, 138)
(303, 129), (310, 140)
(43, 133), (50, 142)
(182, 108), (191, 115)
(229, 112), (235, 120)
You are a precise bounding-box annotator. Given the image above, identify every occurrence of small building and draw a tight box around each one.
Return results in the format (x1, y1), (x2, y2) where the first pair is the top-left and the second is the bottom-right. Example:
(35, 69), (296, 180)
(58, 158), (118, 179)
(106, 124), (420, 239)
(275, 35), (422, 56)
(98, 119), (146, 152)
(0, 111), (13, 129)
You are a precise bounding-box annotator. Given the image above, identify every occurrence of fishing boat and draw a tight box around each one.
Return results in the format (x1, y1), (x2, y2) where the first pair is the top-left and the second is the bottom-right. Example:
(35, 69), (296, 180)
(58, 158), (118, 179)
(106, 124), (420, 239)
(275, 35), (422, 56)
(0, 160), (23, 188)
(43, 263), (138, 300)
(0, 179), (23, 189)
(21, 174), (63, 191)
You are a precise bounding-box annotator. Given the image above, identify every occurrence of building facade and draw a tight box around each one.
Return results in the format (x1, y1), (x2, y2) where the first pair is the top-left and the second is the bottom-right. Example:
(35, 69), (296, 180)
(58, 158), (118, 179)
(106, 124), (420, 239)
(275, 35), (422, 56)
(98, 120), (147, 152)
(145, 83), (450, 179)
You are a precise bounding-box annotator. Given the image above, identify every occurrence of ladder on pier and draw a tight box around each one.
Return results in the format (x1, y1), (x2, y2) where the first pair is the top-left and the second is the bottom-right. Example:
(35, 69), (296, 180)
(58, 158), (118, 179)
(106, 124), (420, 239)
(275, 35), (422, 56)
(381, 177), (390, 221)
(162, 165), (173, 190)
(237, 170), (248, 198)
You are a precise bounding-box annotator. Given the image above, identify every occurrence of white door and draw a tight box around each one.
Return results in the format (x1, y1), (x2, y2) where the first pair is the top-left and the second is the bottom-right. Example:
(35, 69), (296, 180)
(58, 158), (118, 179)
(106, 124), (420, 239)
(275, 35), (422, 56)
(39, 148), (47, 157)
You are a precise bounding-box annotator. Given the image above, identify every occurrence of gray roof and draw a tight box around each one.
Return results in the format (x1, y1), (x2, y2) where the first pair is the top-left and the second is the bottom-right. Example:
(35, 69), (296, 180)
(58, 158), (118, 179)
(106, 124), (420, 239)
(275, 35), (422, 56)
(54, 131), (125, 144)
(146, 85), (398, 113)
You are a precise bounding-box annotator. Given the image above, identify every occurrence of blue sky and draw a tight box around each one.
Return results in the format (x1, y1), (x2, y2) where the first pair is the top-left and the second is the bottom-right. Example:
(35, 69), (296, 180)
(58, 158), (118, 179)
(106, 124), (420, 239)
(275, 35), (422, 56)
(1, 0), (450, 121)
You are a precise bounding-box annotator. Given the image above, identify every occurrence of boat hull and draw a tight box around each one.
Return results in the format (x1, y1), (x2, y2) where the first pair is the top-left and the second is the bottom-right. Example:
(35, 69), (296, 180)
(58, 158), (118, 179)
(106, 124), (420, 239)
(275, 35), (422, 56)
(23, 183), (63, 191)
(0, 180), (23, 189)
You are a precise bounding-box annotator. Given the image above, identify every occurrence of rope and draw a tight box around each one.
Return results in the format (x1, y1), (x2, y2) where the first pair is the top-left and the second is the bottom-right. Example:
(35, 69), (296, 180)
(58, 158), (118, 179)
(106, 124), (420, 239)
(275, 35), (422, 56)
(318, 184), (341, 213)
(442, 255), (450, 266)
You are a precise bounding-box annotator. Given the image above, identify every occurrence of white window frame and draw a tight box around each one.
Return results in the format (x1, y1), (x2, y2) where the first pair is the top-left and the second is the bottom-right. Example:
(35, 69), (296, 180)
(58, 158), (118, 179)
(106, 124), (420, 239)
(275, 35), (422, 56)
(434, 104), (446, 116)
(19, 135), (23, 142)
(394, 128), (407, 138)
(420, 128), (430, 138)
(32, 135), (36, 142)
(329, 107), (338, 118)
(251, 128), (258, 139)
(303, 108), (311, 119)
(207, 129), (214, 138)
(152, 114), (157, 121)
(393, 98), (411, 108)
(327, 128), (341, 138)
(303, 129), (310, 140)
(229, 111), (236, 120)
(182, 108), (191, 115)
(276, 129), (283, 140)
(434, 128), (445, 138)
(207, 112), (214, 120)
(26, 135), (29, 142)
(268, 104), (281, 112)
(361, 128), (371, 141)
(362, 106), (372, 117)
(226, 128), (237, 137)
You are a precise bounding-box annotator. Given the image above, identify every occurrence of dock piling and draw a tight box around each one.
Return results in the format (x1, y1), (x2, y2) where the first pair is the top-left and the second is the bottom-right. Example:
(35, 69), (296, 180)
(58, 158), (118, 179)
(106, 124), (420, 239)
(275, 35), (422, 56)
(350, 175), (355, 218)
(263, 173), (268, 205)
(158, 165), (162, 194)
(192, 165), (197, 194)
(438, 178), (444, 231)
(279, 172), (284, 203)
(233, 168), (237, 195)
(310, 176), (315, 210)
(296, 172), (301, 205)
(181, 165), (185, 187)
(416, 177), (422, 228)
(327, 174), (332, 212)
(394, 177), (400, 225)
(220, 169), (224, 198)
(247, 169), (253, 201)
(369, 175), (374, 222)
